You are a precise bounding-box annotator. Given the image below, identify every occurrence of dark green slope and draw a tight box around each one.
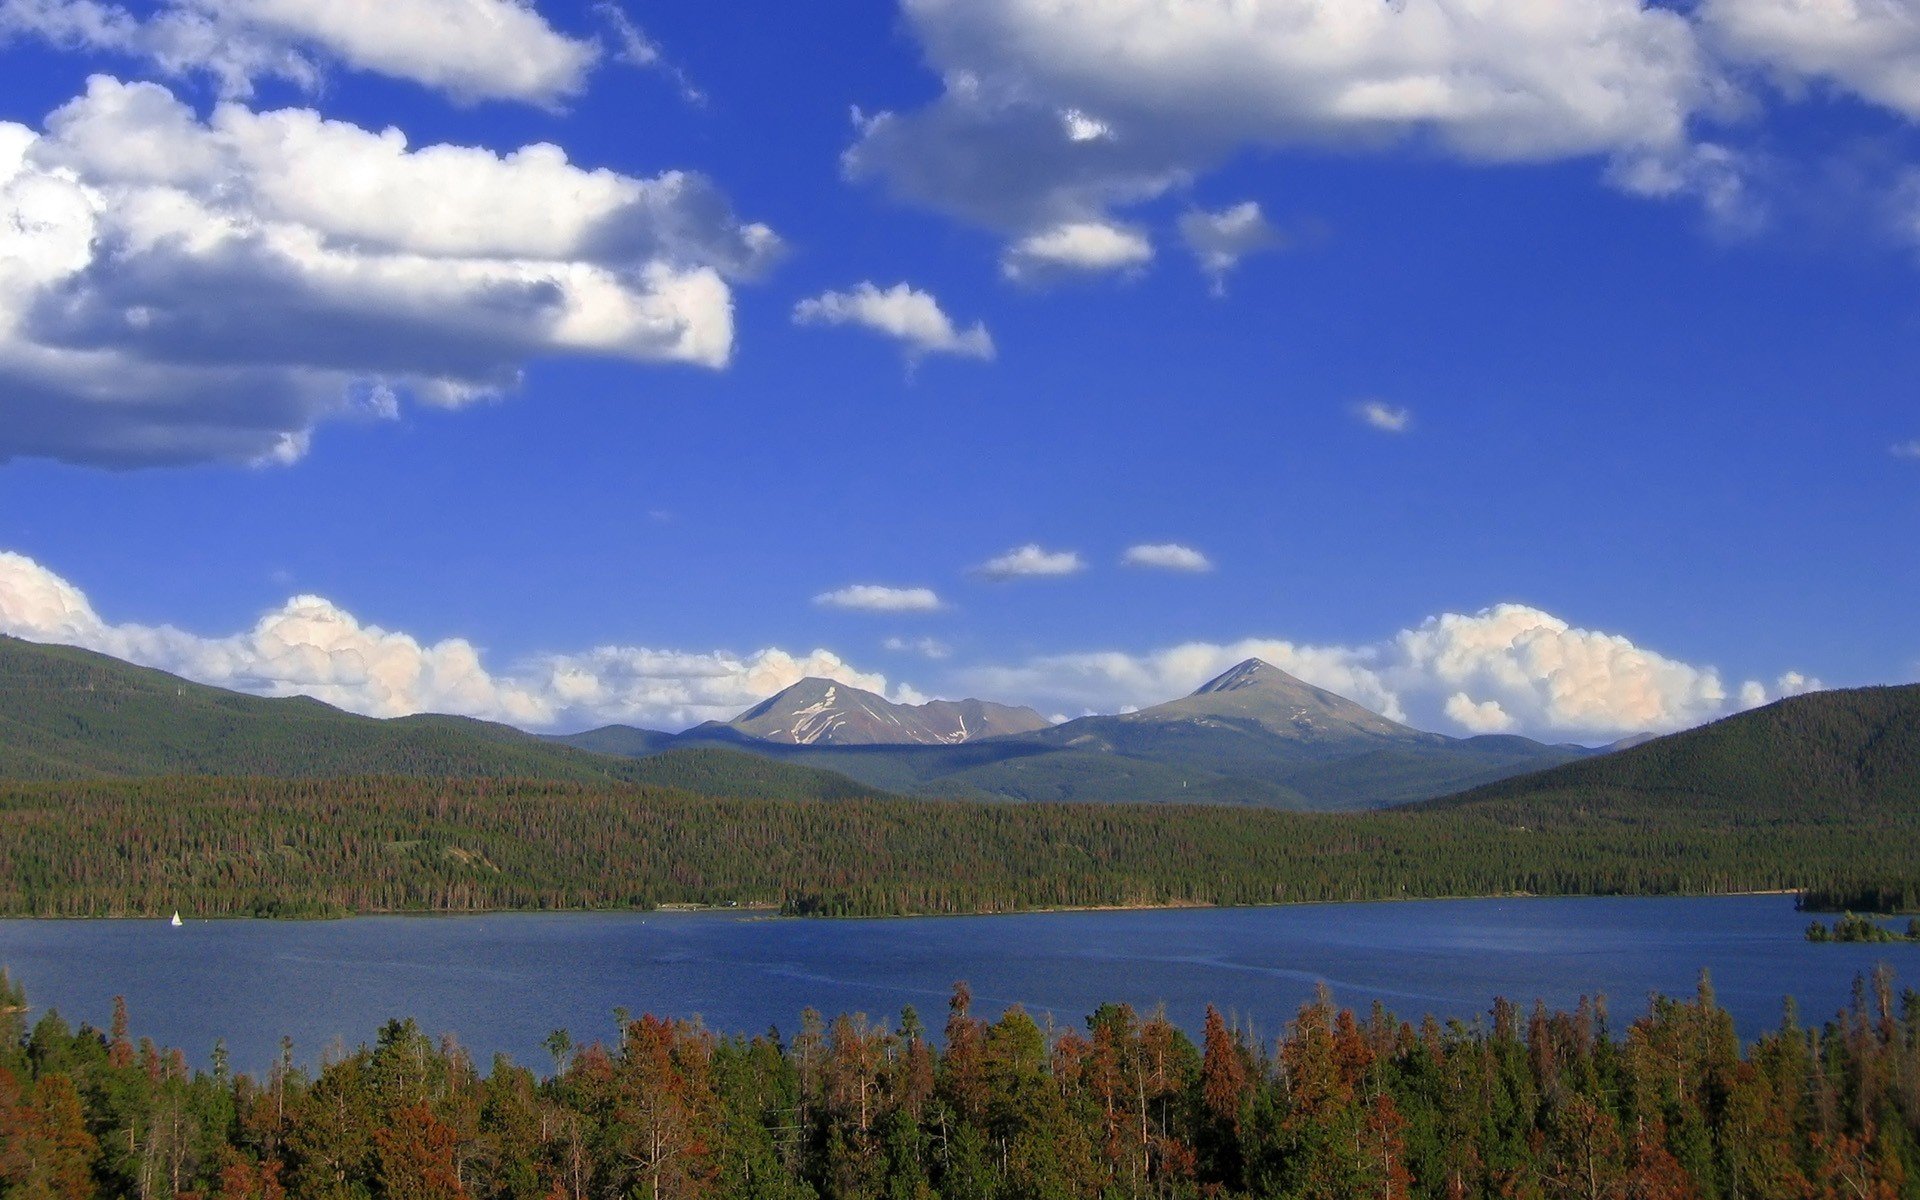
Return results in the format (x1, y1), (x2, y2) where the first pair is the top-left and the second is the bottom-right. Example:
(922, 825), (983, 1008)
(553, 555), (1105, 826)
(556, 717), (1582, 810)
(591, 722), (1313, 805)
(609, 748), (887, 802)
(1274, 735), (1591, 811)
(1420, 683), (1920, 821)
(0, 636), (886, 801)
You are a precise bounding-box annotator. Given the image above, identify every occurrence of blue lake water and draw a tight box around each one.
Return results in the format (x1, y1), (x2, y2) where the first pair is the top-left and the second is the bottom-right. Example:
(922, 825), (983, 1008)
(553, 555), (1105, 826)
(2, 895), (1916, 1075)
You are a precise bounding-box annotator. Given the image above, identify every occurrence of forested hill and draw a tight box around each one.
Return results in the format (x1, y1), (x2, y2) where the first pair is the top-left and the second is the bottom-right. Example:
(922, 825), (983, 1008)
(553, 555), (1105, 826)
(0, 635), (883, 801)
(1421, 682), (1920, 821)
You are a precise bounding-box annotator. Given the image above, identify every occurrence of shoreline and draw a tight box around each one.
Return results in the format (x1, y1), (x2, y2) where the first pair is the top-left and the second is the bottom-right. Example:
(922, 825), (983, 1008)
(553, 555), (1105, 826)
(0, 887), (1812, 924)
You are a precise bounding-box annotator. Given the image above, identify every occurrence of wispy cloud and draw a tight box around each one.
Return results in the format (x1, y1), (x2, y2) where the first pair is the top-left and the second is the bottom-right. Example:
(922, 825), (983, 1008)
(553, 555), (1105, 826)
(1355, 400), (1413, 434)
(885, 636), (952, 660)
(592, 2), (705, 104)
(1179, 202), (1282, 295)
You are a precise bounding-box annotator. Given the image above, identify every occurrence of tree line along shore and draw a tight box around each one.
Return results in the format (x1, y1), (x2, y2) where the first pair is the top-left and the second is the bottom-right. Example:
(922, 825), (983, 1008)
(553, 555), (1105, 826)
(0, 775), (1915, 920)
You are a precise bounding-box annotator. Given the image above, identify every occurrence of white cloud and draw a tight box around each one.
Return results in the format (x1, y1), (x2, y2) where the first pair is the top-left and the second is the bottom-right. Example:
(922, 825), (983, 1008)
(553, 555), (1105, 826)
(1121, 543), (1214, 573)
(1700, 0), (1920, 120)
(0, 0), (598, 105)
(850, 0), (1730, 255)
(1062, 108), (1114, 143)
(0, 76), (776, 467)
(0, 549), (903, 731)
(792, 281), (993, 362)
(1738, 669), (1826, 709)
(1391, 605), (1733, 737)
(1445, 692), (1517, 734)
(814, 584), (945, 613)
(974, 543), (1087, 579)
(1355, 400), (1413, 433)
(885, 635), (953, 660)
(1893, 439), (1920, 459)
(1774, 669), (1824, 696)
(963, 603), (1756, 741)
(1179, 201), (1281, 293)
(1001, 220), (1152, 280)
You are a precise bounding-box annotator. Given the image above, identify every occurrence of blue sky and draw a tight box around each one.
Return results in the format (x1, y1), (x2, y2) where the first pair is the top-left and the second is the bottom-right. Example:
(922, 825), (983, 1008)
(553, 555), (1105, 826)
(0, 0), (1915, 740)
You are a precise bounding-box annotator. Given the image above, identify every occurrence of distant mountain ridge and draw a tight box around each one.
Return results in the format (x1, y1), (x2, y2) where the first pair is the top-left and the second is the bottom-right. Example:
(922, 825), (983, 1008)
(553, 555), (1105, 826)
(0, 633), (1677, 812)
(1037, 658), (1431, 758)
(561, 657), (1599, 809)
(719, 677), (1049, 746)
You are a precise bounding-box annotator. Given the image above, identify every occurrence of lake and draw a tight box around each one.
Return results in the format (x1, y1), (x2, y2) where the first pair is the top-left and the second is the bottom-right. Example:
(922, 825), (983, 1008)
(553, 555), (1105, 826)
(3, 895), (1914, 1075)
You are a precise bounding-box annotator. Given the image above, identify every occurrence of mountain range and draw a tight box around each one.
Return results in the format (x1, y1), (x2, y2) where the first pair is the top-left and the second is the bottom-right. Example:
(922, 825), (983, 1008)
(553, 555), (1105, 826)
(1, 633), (1613, 809)
(721, 677), (1049, 745)
(1, 629), (1916, 835)
(559, 657), (1615, 809)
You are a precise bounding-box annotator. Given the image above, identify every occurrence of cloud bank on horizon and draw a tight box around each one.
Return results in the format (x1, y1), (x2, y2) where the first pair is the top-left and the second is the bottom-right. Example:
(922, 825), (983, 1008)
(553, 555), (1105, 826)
(0, 550), (1824, 741)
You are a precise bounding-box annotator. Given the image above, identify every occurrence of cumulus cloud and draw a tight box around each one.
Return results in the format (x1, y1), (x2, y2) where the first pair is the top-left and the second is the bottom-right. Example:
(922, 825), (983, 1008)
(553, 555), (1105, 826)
(1121, 543), (1214, 573)
(1355, 400), (1413, 433)
(814, 584), (945, 613)
(1179, 201), (1281, 293)
(1699, 0), (1920, 120)
(1444, 692), (1517, 734)
(0, 0), (598, 105)
(849, 0), (1732, 260)
(1737, 670), (1827, 710)
(974, 544), (1087, 580)
(962, 603), (1775, 741)
(1390, 605), (1733, 737)
(0, 76), (777, 467)
(792, 281), (993, 362)
(1001, 220), (1153, 280)
(0, 550), (902, 731)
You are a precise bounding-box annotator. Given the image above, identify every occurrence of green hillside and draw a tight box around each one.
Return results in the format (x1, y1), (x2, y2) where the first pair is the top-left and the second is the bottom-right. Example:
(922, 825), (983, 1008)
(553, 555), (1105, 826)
(3, 662), (1919, 919)
(0, 635), (885, 801)
(1423, 682), (1920, 821)
(1419, 683), (1920, 908)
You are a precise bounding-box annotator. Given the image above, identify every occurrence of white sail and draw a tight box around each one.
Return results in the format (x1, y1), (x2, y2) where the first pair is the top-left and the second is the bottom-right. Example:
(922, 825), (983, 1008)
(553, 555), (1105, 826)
(170, 911), (182, 927)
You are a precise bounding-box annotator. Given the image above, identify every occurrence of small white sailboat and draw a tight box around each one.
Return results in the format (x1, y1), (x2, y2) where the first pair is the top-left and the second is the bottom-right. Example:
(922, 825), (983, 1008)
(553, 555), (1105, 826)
(169, 911), (182, 927)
